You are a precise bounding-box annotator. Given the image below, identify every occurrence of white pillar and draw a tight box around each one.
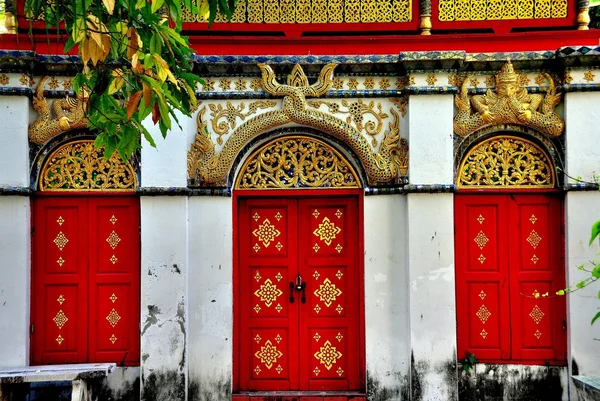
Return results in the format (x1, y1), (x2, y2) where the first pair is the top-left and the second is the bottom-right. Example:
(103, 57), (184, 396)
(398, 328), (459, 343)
(364, 195), (410, 399)
(565, 92), (600, 184)
(188, 197), (233, 400)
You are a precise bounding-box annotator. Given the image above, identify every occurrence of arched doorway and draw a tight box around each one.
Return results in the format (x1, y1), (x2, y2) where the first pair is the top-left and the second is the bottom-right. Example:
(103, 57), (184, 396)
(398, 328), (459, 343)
(233, 136), (365, 394)
(454, 135), (566, 364)
(30, 139), (140, 366)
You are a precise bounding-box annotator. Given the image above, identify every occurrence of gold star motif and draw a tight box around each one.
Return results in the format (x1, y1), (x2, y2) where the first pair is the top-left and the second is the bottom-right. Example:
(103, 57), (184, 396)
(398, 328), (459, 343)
(54, 232), (69, 250)
(314, 332), (321, 342)
(336, 332), (343, 342)
(379, 78), (390, 89)
(253, 244), (261, 253)
(485, 76), (495, 87)
(313, 217), (341, 246)
(335, 209), (343, 218)
(203, 78), (215, 91)
(254, 365), (261, 375)
(106, 309), (121, 327)
(313, 366), (321, 376)
(470, 77), (480, 87)
(479, 290), (486, 300)
(110, 215), (117, 225)
(480, 329), (488, 339)
(474, 231), (489, 249)
(335, 244), (343, 253)
(313, 271), (320, 280)
(275, 272), (283, 282)
(254, 334), (262, 343)
(313, 243), (320, 253)
(254, 271), (262, 282)
(529, 214), (537, 224)
(254, 304), (261, 313)
(110, 255), (118, 265)
(106, 231), (121, 249)
(275, 303), (283, 313)
(336, 304), (343, 314)
(57, 216), (65, 226)
(564, 71), (573, 84)
(110, 334), (117, 344)
(253, 212), (260, 221)
(408, 75), (415, 85)
(56, 334), (64, 345)
(584, 71), (595, 82)
(347, 78), (359, 90)
(531, 255), (539, 264)
(219, 79), (231, 90)
(314, 304), (321, 314)
(314, 340), (343, 370)
(314, 278), (342, 307)
(254, 278), (283, 307)
(519, 74), (531, 86)
(275, 334), (282, 343)
(53, 310), (68, 329)
(529, 305), (544, 324)
(478, 254), (486, 264)
(313, 209), (320, 219)
(426, 74), (437, 86)
(274, 212), (283, 221)
(57, 257), (65, 267)
(534, 330), (542, 340)
(535, 73), (546, 86)
(110, 293), (118, 303)
(275, 242), (283, 252)
(477, 214), (485, 224)
(337, 366), (344, 376)
(250, 79), (262, 91)
(336, 270), (343, 280)
(276, 365), (283, 374)
(253, 219), (281, 247)
(332, 78), (344, 90)
(526, 230), (542, 249)
(57, 294), (65, 305)
(234, 79), (246, 91)
(476, 304), (491, 323)
(363, 77), (375, 89)
(254, 340), (283, 369)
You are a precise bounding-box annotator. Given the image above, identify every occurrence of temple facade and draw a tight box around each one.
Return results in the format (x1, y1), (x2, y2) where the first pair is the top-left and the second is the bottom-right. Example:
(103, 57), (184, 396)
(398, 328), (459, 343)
(1, 1), (600, 400)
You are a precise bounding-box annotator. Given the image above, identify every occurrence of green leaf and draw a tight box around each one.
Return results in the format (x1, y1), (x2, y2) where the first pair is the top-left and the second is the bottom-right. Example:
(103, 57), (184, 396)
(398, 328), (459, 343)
(556, 289), (565, 296)
(576, 280), (587, 289)
(151, 0), (165, 13)
(590, 220), (600, 245)
(593, 265), (600, 279)
(592, 311), (600, 325)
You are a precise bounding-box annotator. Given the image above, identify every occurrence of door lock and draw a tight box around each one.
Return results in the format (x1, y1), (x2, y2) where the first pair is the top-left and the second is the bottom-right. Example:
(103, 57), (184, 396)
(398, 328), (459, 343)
(295, 275), (306, 304)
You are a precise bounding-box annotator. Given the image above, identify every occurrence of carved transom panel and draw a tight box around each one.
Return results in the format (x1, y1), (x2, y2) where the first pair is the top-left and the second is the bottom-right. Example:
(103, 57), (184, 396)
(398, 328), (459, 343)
(39, 140), (137, 192)
(457, 136), (555, 188)
(439, 0), (568, 21)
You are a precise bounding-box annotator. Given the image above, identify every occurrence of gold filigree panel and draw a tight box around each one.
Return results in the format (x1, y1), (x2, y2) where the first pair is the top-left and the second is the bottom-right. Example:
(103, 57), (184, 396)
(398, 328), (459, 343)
(457, 136), (555, 188)
(314, 340), (342, 370)
(183, 0), (412, 22)
(40, 140), (137, 192)
(236, 136), (361, 189)
(438, 0), (567, 21)
(255, 339), (283, 369)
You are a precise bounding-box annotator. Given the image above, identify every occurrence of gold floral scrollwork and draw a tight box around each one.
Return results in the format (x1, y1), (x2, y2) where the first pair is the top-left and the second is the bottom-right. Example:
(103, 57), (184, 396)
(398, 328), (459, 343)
(40, 140), (137, 191)
(454, 62), (564, 138)
(457, 136), (555, 188)
(188, 63), (409, 187)
(209, 100), (277, 145)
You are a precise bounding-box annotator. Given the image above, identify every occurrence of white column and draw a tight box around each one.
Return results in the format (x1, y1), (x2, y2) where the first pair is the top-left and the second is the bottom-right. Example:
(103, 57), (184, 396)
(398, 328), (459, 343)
(364, 195), (410, 399)
(565, 92), (600, 183)
(408, 94), (455, 186)
(140, 197), (188, 400)
(407, 193), (457, 400)
(0, 96), (31, 367)
(188, 197), (233, 400)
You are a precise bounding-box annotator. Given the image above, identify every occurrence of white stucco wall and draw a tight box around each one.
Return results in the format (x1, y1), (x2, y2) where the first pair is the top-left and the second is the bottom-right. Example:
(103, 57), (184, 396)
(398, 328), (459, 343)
(188, 197), (233, 400)
(565, 192), (600, 380)
(140, 197), (188, 400)
(141, 112), (193, 188)
(407, 193), (457, 400)
(364, 195), (410, 399)
(565, 92), (600, 184)
(0, 97), (30, 187)
(408, 95), (454, 186)
(0, 197), (30, 367)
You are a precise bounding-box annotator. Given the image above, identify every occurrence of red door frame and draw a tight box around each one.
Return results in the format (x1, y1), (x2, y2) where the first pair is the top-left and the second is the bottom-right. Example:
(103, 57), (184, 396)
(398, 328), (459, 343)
(233, 189), (366, 393)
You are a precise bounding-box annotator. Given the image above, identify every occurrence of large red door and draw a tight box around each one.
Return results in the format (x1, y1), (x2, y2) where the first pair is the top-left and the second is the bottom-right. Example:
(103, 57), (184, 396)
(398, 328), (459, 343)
(237, 195), (362, 391)
(32, 197), (140, 365)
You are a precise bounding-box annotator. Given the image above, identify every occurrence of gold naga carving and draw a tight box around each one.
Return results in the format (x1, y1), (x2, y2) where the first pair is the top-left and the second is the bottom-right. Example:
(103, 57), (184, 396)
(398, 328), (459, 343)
(29, 76), (88, 145)
(457, 135), (555, 189)
(208, 100), (278, 145)
(453, 61), (564, 138)
(188, 63), (408, 187)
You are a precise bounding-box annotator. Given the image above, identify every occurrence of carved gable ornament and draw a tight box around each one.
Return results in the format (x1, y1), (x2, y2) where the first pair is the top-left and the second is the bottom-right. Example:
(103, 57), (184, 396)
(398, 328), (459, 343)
(453, 62), (565, 138)
(187, 63), (408, 187)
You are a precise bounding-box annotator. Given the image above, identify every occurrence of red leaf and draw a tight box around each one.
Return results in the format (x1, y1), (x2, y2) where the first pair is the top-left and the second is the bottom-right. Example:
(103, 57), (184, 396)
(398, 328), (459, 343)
(126, 91), (143, 119)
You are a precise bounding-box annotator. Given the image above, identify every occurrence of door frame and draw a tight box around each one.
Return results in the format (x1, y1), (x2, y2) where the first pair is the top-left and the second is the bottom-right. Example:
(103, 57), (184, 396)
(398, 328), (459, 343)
(232, 188), (366, 393)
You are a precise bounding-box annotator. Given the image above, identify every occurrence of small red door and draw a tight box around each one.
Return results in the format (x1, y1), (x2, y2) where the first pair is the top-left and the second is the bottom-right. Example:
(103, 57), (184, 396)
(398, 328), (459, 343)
(32, 197), (140, 365)
(237, 195), (362, 391)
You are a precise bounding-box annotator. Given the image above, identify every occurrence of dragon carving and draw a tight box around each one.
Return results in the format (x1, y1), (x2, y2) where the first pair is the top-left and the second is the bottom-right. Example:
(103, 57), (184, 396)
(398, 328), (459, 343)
(453, 61), (565, 138)
(28, 76), (88, 145)
(188, 64), (408, 187)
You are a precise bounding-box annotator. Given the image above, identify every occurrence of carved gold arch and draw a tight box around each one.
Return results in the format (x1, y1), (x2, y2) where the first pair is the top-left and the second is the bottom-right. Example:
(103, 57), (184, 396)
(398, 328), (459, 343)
(39, 140), (137, 192)
(457, 135), (555, 189)
(235, 136), (361, 189)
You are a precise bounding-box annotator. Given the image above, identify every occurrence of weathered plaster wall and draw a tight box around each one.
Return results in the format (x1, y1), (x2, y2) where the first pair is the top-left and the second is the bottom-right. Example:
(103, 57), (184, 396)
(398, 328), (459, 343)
(407, 193), (458, 401)
(364, 195), (410, 401)
(458, 364), (568, 401)
(0, 197), (30, 367)
(188, 197), (233, 401)
(92, 367), (141, 401)
(408, 94), (454, 186)
(140, 197), (188, 401)
(564, 92), (600, 183)
(0, 97), (29, 187)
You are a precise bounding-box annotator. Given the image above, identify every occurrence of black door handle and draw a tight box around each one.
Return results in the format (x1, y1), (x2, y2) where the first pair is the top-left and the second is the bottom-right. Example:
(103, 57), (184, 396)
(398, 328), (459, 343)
(289, 282), (295, 303)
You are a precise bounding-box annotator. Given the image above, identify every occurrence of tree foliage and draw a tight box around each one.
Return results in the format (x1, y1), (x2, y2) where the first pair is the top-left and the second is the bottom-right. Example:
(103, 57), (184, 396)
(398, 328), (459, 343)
(23, 0), (236, 158)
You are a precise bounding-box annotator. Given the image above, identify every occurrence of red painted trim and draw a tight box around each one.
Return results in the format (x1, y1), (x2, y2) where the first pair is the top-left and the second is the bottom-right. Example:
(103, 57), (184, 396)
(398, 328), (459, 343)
(34, 192), (137, 197)
(234, 189), (362, 198)
(456, 188), (561, 194)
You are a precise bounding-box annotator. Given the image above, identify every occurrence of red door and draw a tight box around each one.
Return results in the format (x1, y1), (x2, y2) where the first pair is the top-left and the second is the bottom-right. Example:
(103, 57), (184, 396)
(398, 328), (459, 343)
(32, 197), (140, 365)
(237, 195), (362, 391)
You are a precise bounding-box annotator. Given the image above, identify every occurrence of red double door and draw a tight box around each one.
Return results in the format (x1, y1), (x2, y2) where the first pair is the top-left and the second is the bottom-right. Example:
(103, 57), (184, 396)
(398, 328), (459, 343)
(237, 195), (362, 391)
(31, 197), (140, 365)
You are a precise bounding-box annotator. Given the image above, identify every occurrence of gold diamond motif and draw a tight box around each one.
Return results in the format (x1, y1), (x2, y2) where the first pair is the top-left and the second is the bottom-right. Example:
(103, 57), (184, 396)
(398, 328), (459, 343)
(314, 332), (321, 342)
(314, 340), (343, 370)
(106, 231), (121, 249)
(336, 332), (343, 342)
(254, 365), (261, 375)
(275, 272), (283, 282)
(336, 304), (343, 314)
(254, 334), (262, 343)
(252, 219), (281, 247)
(253, 244), (261, 253)
(534, 330), (542, 339)
(313, 271), (320, 280)
(106, 308), (121, 327)
(313, 366), (321, 376)
(254, 271), (262, 282)
(254, 339), (283, 369)
(57, 216), (65, 226)
(335, 209), (343, 219)
(276, 365), (283, 374)
(531, 255), (539, 264)
(314, 304), (322, 314)
(336, 270), (343, 280)
(313, 243), (320, 253)
(110, 334), (117, 344)
(474, 231), (489, 250)
(480, 329), (488, 339)
(529, 214), (537, 224)
(529, 305), (544, 324)
(54, 232), (69, 250)
(275, 303), (283, 313)
(56, 334), (64, 345)
(477, 214), (485, 224)
(275, 334), (282, 343)
(57, 294), (65, 305)
(110, 215), (117, 225)
(478, 254), (486, 264)
(527, 230), (542, 249)
(313, 217), (342, 246)
(313, 209), (320, 219)
(254, 304), (261, 313)
(110, 293), (118, 303)
(337, 366), (344, 376)
(275, 212), (283, 221)
(253, 212), (260, 221)
(275, 242), (283, 252)
(53, 310), (68, 329)
(479, 291), (486, 300)
(254, 278), (283, 307)
(476, 304), (491, 323)
(110, 255), (118, 264)
(57, 257), (65, 267)
(314, 278), (342, 307)
(335, 244), (343, 253)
